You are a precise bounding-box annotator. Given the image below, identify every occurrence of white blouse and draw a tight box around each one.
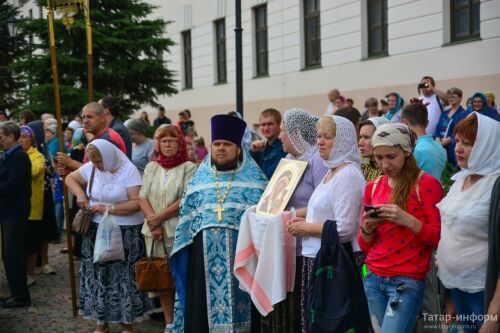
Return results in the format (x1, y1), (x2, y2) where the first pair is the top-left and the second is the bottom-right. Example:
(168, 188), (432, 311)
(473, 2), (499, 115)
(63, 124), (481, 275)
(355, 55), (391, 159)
(301, 164), (365, 258)
(79, 161), (144, 226)
(437, 174), (499, 292)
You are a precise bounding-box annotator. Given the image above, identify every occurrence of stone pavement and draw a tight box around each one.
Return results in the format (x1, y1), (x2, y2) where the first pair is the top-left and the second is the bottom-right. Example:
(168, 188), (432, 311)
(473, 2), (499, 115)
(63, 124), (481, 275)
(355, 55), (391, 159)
(0, 236), (164, 333)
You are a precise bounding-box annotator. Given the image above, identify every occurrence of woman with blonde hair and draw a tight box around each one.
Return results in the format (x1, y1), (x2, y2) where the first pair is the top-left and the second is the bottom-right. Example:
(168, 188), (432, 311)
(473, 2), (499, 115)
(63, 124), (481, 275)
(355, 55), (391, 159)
(288, 116), (366, 333)
(358, 123), (444, 333)
(65, 139), (152, 333)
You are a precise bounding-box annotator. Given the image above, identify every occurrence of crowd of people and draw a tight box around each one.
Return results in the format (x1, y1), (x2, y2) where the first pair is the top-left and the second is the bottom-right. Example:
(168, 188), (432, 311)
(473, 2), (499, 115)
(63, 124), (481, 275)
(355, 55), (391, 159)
(0, 75), (499, 333)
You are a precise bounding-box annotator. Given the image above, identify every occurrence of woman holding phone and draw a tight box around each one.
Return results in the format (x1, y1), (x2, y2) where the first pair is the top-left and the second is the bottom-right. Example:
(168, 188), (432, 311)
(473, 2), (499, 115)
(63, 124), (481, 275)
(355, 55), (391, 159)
(357, 123), (444, 333)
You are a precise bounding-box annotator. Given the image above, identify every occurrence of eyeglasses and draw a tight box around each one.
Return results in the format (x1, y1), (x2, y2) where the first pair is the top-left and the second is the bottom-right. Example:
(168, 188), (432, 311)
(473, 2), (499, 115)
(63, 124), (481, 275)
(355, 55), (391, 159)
(160, 139), (178, 145)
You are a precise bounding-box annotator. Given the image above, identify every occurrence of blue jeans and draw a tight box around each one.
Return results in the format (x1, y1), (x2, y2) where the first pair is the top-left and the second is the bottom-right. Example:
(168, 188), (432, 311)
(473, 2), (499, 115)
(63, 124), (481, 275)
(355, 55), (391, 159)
(450, 289), (484, 333)
(364, 272), (426, 333)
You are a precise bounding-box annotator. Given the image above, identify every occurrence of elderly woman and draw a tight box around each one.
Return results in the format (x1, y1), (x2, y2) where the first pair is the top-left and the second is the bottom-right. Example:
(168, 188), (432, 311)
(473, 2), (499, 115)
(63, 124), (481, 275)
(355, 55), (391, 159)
(358, 123), (444, 333)
(126, 118), (154, 174)
(288, 116), (365, 333)
(138, 125), (196, 333)
(65, 139), (152, 333)
(358, 117), (390, 182)
(19, 126), (45, 286)
(437, 113), (500, 333)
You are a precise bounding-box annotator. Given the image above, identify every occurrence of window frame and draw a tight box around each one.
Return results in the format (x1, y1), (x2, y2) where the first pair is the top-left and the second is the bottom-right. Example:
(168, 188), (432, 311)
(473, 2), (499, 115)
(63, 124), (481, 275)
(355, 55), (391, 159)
(450, 0), (480, 42)
(254, 4), (268, 77)
(303, 0), (321, 68)
(181, 30), (192, 89)
(214, 18), (227, 84)
(367, 0), (388, 57)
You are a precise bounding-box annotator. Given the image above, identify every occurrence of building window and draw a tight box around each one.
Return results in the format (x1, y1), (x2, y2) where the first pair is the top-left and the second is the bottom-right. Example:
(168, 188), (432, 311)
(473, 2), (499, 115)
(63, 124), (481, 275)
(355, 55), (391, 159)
(451, 0), (480, 42)
(254, 5), (268, 76)
(214, 19), (227, 83)
(367, 0), (388, 57)
(182, 30), (192, 89)
(303, 0), (321, 68)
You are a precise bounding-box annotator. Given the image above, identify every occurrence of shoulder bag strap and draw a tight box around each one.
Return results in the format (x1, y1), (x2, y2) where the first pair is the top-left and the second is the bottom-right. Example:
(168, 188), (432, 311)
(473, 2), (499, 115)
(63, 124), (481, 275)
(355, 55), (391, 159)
(87, 167), (96, 201)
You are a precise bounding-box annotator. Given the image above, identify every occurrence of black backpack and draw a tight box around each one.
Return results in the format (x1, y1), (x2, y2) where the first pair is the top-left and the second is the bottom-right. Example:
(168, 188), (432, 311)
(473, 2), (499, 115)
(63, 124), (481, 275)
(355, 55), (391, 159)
(308, 220), (371, 333)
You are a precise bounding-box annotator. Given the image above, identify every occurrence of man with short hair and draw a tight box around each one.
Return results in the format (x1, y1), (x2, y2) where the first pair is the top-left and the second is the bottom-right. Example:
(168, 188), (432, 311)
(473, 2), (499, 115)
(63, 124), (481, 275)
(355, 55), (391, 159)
(171, 114), (267, 332)
(401, 102), (446, 180)
(98, 96), (132, 158)
(0, 121), (31, 308)
(56, 102), (126, 172)
(335, 106), (362, 136)
(153, 106), (171, 127)
(250, 108), (287, 179)
(419, 76), (449, 135)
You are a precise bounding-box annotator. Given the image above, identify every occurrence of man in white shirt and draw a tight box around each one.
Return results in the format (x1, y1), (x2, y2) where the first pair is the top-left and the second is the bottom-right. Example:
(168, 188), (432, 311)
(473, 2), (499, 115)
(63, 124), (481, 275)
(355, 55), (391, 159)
(419, 76), (448, 135)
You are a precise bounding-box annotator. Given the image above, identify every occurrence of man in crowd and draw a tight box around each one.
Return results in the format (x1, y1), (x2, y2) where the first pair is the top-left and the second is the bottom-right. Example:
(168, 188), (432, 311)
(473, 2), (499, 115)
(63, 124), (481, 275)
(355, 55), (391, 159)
(56, 102), (126, 172)
(0, 121), (31, 308)
(98, 96), (132, 158)
(250, 108), (287, 179)
(153, 105), (171, 127)
(335, 106), (362, 136)
(418, 76), (448, 135)
(170, 114), (267, 332)
(401, 101), (447, 180)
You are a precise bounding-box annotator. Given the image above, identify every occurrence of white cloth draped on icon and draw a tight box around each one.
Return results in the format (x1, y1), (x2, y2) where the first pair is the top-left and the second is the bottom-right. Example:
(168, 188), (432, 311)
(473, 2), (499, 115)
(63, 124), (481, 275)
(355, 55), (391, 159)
(234, 208), (295, 316)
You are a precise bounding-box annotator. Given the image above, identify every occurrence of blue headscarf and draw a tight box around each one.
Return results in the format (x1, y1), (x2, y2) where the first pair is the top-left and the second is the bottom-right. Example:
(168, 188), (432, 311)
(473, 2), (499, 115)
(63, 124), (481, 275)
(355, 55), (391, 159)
(71, 127), (84, 147)
(469, 92), (488, 113)
(385, 93), (403, 121)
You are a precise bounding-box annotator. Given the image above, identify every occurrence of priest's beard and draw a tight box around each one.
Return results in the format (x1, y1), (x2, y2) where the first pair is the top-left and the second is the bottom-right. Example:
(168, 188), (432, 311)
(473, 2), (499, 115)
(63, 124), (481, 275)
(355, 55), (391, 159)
(211, 156), (239, 171)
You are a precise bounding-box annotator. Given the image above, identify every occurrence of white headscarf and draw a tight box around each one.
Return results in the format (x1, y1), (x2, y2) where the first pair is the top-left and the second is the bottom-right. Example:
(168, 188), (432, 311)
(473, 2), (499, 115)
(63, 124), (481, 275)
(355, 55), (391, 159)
(323, 115), (361, 169)
(88, 139), (131, 183)
(368, 116), (390, 128)
(452, 112), (500, 180)
(283, 108), (319, 160)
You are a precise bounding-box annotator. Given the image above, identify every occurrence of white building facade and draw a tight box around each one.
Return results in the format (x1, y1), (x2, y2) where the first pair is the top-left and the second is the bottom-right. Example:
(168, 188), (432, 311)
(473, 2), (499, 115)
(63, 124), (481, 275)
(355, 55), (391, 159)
(150, 0), (500, 139)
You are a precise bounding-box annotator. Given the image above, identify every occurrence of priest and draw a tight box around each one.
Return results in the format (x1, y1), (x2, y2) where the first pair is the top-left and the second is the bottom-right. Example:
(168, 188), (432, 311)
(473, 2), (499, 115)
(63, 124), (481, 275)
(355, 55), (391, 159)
(171, 114), (268, 333)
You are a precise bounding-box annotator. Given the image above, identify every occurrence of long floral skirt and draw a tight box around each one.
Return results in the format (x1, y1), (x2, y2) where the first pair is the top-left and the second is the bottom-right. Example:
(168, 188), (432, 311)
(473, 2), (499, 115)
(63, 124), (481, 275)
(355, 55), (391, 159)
(78, 222), (153, 324)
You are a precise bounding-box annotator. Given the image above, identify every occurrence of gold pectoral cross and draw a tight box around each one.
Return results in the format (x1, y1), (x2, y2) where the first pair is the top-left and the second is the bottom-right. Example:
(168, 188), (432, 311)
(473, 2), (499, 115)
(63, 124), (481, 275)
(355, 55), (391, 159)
(214, 205), (224, 221)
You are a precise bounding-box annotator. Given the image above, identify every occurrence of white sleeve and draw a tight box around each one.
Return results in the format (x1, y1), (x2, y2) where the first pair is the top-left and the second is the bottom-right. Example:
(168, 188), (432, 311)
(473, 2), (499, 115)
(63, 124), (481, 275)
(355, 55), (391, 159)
(78, 162), (93, 182)
(330, 168), (364, 244)
(124, 163), (143, 188)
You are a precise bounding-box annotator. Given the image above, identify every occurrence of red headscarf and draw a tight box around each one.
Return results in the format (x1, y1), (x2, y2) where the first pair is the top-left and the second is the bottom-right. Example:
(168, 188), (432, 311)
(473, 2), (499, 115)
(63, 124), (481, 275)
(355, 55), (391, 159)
(153, 125), (189, 169)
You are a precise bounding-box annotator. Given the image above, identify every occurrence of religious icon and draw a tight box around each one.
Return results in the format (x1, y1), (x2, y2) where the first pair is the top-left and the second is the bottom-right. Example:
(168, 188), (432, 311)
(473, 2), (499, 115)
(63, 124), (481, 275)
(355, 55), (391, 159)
(256, 159), (308, 216)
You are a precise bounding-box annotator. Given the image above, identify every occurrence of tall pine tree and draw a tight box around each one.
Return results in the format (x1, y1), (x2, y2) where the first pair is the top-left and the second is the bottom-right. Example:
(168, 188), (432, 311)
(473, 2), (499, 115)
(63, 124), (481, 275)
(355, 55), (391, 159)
(0, 0), (29, 115)
(14, 0), (177, 118)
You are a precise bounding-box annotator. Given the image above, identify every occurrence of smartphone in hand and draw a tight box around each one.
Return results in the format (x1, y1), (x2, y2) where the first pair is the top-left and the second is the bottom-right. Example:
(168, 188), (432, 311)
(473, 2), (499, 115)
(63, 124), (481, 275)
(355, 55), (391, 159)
(364, 205), (380, 218)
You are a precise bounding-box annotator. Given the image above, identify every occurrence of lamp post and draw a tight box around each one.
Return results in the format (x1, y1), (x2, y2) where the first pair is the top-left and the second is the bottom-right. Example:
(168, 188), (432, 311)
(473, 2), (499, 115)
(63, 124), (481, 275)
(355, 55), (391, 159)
(6, 16), (17, 38)
(235, 0), (243, 118)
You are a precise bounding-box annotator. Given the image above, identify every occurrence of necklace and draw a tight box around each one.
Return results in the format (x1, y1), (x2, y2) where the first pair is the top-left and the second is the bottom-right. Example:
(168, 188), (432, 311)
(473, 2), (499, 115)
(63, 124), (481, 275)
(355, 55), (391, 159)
(213, 168), (236, 221)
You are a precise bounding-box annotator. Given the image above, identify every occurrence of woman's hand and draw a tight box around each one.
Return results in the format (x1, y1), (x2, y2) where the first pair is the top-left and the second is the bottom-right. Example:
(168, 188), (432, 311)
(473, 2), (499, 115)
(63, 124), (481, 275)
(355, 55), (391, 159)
(91, 204), (108, 214)
(362, 210), (384, 233)
(150, 226), (163, 240)
(146, 214), (162, 230)
(376, 204), (423, 234)
(76, 195), (88, 209)
(287, 217), (310, 237)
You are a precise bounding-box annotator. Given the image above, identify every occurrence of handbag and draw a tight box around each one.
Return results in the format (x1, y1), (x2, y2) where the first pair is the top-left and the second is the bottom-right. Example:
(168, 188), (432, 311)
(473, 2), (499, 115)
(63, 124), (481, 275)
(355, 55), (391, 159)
(135, 238), (175, 292)
(72, 167), (95, 235)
